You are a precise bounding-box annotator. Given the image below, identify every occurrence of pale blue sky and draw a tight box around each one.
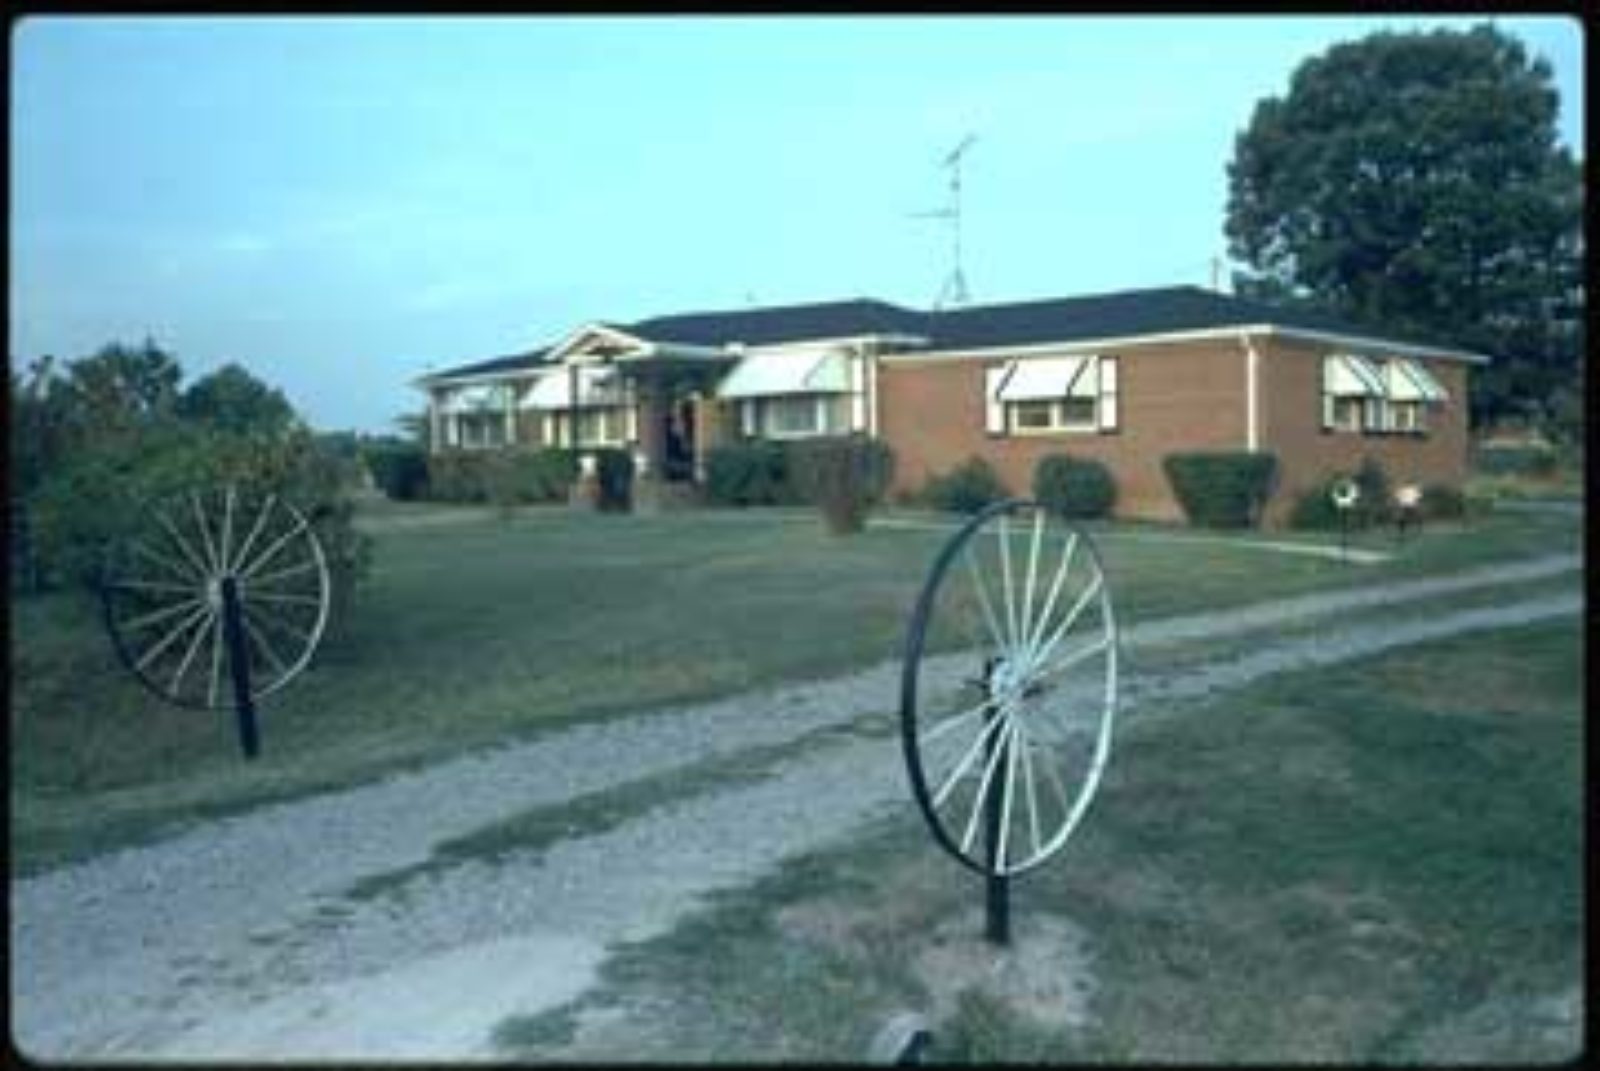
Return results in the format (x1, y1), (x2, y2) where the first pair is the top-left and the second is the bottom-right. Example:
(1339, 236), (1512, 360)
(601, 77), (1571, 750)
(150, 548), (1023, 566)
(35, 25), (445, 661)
(10, 15), (1584, 432)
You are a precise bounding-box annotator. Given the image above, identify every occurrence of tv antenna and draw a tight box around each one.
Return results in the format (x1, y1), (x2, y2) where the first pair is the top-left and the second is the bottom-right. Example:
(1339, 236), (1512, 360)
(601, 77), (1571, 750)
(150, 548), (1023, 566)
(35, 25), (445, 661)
(909, 133), (978, 310)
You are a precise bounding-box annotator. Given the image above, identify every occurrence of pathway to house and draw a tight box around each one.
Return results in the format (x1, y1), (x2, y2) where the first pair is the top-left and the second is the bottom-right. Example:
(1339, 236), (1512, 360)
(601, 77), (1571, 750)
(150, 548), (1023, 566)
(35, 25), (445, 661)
(11, 553), (1582, 1062)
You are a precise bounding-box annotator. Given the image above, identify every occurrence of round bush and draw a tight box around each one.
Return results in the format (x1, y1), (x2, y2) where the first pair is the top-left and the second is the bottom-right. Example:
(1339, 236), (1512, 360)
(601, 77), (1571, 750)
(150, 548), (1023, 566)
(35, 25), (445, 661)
(921, 456), (1009, 514)
(1032, 454), (1115, 520)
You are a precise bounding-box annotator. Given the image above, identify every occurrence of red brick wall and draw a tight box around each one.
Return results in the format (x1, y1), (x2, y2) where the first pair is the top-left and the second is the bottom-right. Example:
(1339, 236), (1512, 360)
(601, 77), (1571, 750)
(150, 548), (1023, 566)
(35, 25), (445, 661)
(876, 340), (1250, 521)
(1257, 338), (1471, 524)
(876, 337), (1473, 525)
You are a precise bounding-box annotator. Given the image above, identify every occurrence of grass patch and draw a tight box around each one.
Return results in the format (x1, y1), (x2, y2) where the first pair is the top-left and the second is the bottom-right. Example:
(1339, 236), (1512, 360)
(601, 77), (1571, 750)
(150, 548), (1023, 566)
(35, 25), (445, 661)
(513, 618), (1582, 1063)
(12, 500), (1578, 875)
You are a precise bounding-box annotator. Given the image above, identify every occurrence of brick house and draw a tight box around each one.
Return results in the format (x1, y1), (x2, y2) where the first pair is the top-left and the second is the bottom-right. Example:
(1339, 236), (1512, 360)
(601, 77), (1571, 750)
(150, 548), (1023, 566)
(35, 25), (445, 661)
(413, 285), (1485, 524)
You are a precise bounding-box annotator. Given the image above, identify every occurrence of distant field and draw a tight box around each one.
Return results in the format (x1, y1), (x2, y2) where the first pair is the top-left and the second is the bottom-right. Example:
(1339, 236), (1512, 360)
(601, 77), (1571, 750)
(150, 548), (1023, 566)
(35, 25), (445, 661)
(10, 497), (1581, 874)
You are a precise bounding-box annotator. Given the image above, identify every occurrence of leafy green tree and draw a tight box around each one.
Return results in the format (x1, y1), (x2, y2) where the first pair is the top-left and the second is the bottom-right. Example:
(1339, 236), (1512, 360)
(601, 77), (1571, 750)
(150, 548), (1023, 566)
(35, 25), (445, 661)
(177, 361), (298, 438)
(53, 338), (183, 448)
(1225, 24), (1583, 430)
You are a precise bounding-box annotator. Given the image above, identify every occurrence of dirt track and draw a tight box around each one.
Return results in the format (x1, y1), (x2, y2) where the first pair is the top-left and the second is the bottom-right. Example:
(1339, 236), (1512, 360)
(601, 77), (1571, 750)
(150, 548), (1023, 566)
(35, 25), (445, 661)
(10, 553), (1581, 1061)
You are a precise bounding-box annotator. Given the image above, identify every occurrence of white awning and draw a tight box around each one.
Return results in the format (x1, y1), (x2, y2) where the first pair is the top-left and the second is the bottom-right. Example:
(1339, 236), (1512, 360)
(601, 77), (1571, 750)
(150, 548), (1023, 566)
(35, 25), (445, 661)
(994, 356), (1095, 402)
(442, 384), (510, 413)
(716, 350), (850, 399)
(1322, 353), (1386, 396)
(522, 366), (628, 410)
(1385, 357), (1449, 402)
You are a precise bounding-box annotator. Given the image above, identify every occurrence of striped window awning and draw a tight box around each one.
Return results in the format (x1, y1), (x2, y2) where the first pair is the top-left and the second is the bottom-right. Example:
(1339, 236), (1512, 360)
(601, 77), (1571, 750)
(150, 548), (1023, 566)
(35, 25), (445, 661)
(443, 384), (510, 413)
(1384, 357), (1449, 402)
(994, 356), (1096, 402)
(1322, 353), (1386, 396)
(717, 350), (850, 399)
(522, 366), (628, 410)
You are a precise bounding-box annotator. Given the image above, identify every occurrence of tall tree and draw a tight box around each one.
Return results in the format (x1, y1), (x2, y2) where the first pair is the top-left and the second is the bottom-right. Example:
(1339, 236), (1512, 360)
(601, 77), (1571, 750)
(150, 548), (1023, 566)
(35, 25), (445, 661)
(178, 361), (299, 438)
(1225, 24), (1583, 430)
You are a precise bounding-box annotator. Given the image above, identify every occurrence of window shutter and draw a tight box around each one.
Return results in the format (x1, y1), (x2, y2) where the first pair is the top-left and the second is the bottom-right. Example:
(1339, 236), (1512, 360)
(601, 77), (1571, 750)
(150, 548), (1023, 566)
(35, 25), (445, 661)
(984, 365), (1007, 436)
(1097, 356), (1119, 432)
(849, 353), (868, 432)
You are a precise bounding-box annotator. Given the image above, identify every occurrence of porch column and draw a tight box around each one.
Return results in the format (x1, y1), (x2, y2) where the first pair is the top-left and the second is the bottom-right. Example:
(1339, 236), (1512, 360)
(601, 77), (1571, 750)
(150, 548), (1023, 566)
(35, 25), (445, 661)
(637, 373), (669, 480)
(693, 393), (722, 483)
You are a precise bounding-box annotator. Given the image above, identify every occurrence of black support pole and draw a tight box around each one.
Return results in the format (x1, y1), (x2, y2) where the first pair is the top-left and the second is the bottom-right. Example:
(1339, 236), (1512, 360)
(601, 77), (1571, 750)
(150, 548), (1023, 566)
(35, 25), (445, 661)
(219, 575), (259, 760)
(981, 659), (1011, 946)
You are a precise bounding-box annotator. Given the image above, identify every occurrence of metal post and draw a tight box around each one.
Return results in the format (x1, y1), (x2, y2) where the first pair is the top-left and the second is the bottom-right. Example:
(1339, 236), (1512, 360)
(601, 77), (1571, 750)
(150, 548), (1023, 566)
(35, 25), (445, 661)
(1339, 509), (1348, 564)
(219, 575), (259, 760)
(981, 658), (1011, 946)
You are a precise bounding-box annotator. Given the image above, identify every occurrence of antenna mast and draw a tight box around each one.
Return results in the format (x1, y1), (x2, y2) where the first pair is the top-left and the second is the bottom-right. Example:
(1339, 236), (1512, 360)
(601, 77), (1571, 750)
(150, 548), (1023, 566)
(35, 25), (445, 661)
(910, 133), (978, 310)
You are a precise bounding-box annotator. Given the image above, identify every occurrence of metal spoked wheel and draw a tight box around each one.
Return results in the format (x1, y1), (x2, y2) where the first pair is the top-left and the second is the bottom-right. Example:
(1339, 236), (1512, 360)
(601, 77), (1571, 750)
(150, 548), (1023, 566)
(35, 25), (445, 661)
(100, 485), (330, 710)
(900, 498), (1118, 878)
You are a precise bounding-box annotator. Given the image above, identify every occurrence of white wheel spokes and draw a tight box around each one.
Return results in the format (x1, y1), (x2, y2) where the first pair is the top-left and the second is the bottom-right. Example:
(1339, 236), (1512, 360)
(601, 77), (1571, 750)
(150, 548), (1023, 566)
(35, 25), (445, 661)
(103, 486), (330, 709)
(906, 503), (1117, 878)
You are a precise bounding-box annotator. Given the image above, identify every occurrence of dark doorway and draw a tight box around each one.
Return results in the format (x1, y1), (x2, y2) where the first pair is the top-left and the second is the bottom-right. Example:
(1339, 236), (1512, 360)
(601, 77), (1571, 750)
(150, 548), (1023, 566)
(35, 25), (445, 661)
(663, 396), (696, 482)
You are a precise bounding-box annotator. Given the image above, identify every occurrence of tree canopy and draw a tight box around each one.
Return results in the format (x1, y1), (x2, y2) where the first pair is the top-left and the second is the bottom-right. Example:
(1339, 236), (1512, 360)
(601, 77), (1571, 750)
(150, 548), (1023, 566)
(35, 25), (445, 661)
(177, 362), (299, 438)
(1225, 24), (1583, 433)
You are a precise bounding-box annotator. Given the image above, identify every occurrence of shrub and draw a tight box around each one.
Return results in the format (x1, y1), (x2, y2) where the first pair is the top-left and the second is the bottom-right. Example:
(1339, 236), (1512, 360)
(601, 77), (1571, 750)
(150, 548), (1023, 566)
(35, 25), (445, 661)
(425, 451), (492, 503)
(1418, 483), (1467, 521)
(1352, 456), (1393, 527)
(921, 456), (1009, 514)
(513, 448), (580, 503)
(1032, 454), (1115, 520)
(594, 448), (635, 512)
(1287, 459), (1399, 531)
(787, 436), (894, 535)
(364, 444), (428, 501)
(1162, 451), (1279, 528)
(705, 441), (791, 506)
(30, 426), (371, 623)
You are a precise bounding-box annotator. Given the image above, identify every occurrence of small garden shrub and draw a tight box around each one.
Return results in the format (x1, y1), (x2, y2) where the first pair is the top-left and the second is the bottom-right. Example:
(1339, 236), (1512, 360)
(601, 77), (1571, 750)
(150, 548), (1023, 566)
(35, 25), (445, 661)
(364, 444), (428, 501)
(1032, 454), (1115, 520)
(705, 441), (792, 506)
(787, 436), (894, 535)
(1418, 483), (1467, 521)
(425, 451), (492, 503)
(1287, 458), (1398, 531)
(1162, 451), (1279, 528)
(594, 448), (635, 512)
(510, 448), (579, 503)
(921, 456), (1009, 514)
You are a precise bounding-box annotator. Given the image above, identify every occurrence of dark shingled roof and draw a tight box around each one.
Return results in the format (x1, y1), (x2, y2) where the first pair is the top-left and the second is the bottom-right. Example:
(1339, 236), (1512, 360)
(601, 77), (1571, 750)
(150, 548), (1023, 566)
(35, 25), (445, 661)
(620, 298), (917, 347)
(422, 286), (1471, 380)
(423, 347), (551, 382)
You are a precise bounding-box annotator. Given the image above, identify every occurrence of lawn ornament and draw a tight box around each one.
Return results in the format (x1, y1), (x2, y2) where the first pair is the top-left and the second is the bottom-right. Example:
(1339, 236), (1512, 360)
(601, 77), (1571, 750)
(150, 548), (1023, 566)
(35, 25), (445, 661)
(899, 500), (1118, 946)
(1330, 477), (1360, 563)
(98, 485), (330, 759)
(1394, 483), (1422, 543)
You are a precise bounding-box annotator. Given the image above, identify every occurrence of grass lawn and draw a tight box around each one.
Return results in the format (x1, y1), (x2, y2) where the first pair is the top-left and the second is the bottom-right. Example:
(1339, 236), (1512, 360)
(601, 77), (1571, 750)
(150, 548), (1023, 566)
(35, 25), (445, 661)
(507, 618), (1582, 1063)
(10, 497), (1581, 874)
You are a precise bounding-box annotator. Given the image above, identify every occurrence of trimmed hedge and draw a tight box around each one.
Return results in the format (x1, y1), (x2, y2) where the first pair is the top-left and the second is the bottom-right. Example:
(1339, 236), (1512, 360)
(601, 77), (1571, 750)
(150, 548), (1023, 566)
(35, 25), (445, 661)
(1162, 451), (1278, 528)
(920, 456), (1009, 514)
(425, 451), (492, 503)
(1032, 454), (1115, 520)
(364, 444), (429, 501)
(425, 448), (579, 505)
(705, 441), (793, 506)
(787, 436), (894, 535)
(594, 448), (635, 512)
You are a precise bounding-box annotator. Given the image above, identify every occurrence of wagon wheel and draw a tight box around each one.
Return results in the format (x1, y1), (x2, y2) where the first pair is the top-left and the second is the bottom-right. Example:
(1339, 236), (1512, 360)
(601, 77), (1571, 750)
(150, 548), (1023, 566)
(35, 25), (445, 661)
(900, 499), (1118, 878)
(100, 486), (330, 711)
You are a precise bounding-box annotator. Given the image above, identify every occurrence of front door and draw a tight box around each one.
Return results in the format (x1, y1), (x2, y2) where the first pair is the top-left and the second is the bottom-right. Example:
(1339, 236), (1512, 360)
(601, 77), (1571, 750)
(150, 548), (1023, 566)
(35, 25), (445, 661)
(663, 397), (696, 482)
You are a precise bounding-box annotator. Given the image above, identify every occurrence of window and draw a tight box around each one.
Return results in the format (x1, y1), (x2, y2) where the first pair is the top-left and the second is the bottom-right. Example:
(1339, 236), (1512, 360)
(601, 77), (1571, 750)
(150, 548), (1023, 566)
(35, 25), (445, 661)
(1322, 353), (1442, 436)
(987, 355), (1118, 435)
(1389, 401), (1426, 433)
(458, 412), (508, 449)
(753, 394), (844, 439)
(550, 406), (631, 447)
(1329, 397), (1364, 432)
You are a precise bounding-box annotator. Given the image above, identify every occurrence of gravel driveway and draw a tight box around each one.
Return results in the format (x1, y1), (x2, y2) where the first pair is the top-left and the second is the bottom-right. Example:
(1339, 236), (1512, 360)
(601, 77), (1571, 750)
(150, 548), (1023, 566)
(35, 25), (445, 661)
(11, 554), (1581, 1061)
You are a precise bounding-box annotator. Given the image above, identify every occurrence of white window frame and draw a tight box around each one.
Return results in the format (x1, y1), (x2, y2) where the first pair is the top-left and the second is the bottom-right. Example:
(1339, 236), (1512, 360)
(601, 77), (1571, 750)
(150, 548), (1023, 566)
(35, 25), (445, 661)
(1005, 395), (1100, 435)
(755, 394), (844, 440)
(551, 404), (632, 448)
